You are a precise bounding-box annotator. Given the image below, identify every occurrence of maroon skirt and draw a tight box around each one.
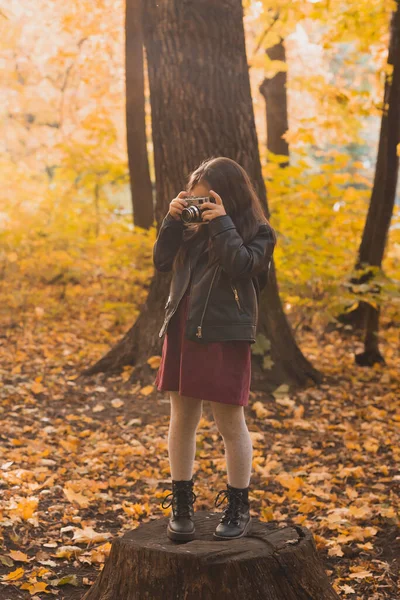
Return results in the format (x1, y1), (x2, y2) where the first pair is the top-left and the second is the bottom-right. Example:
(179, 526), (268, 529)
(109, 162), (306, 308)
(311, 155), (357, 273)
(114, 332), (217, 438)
(155, 288), (251, 406)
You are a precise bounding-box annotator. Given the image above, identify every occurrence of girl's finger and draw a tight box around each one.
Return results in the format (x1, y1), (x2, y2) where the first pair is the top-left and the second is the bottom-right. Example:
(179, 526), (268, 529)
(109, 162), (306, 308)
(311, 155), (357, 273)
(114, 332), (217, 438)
(172, 198), (188, 207)
(209, 190), (222, 205)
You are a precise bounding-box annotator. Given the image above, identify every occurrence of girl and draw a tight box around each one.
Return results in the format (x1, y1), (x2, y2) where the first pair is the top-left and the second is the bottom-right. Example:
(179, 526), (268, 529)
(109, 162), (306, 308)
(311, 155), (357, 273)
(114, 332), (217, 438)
(153, 157), (276, 542)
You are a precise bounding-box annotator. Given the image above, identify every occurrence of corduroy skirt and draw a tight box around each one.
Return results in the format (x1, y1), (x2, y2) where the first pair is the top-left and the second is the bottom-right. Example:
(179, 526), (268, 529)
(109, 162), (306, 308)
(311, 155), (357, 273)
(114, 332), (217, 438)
(155, 287), (251, 406)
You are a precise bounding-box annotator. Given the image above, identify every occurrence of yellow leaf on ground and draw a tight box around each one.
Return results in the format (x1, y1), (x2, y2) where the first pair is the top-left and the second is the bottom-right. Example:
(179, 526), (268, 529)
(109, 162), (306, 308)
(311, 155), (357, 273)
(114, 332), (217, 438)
(147, 355), (161, 369)
(31, 381), (44, 394)
(9, 550), (29, 562)
(59, 438), (80, 452)
(63, 485), (91, 508)
(140, 385), (154, 396)
(111, 398), (124, 408)
(12, 498), (38, 521)
(90, 542), (111, 564)
(363, 440), (380, 453)
(348, 570), (373, 580)
(55, 546), (84, 559)
(328, 544), (344, 557)
(260, 506), (274, 521)
(20, 581), (50, 594)
(348, 505), (371, 519)
(2, 567), (25, 581)
(276, 474), (304, 493)
(251, 401), (273, 419)
(72, 526), (112, 545)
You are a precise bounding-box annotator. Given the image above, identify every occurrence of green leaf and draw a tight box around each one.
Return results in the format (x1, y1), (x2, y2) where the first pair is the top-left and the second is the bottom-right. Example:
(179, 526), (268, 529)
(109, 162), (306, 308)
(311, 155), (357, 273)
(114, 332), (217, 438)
(252, 333), (271, 356)
(49, 574), (79, 587)
(262, 355), (274, 370)
(272, 384), (290, 398)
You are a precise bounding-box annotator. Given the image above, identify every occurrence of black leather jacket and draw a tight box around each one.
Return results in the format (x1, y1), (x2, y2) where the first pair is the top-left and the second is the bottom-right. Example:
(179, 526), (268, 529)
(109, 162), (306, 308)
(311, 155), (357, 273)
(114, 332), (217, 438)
(153, 212), (276, 343)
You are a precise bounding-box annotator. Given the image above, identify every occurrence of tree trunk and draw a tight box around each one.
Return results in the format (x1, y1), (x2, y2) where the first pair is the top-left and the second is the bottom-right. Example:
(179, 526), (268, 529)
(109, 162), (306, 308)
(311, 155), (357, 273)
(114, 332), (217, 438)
(355, 304), (384, 366)
(125, 0), (154, 229)
(83, 0), (321, 390)
(82, 511), (339, 600)
(259, 39), (289, 166)
(338, 1), (400, 361)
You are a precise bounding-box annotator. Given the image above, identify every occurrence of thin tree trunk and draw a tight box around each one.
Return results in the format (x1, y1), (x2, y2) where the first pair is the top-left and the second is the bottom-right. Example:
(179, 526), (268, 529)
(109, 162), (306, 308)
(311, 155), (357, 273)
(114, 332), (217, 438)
(339, 1), (400, 366)
(83, 0), (321, 390)
(259, 39), (289, 166)
(125, 0), (154, 229)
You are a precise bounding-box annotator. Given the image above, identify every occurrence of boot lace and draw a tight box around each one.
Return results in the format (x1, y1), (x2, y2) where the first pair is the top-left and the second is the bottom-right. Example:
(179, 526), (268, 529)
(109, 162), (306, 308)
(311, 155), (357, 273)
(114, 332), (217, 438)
(214, 488), (246, 526)
(161, 487), (197, 518)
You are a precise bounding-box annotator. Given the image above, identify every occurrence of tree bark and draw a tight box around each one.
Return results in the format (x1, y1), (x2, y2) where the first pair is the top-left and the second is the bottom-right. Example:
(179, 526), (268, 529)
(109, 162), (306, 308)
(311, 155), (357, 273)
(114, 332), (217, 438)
(83, 0), (321, 390)
(338, 1), (400, 366)
(82, 511), (339, 600)
(259, 39), (290, 166)
(125, 0), (154, 229)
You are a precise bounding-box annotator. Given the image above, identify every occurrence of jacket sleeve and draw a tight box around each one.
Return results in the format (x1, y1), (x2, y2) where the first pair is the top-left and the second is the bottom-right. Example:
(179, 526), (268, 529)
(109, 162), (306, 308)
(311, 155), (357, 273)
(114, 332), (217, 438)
(208, 214), (276, 279)
(153, 212), (184, 272)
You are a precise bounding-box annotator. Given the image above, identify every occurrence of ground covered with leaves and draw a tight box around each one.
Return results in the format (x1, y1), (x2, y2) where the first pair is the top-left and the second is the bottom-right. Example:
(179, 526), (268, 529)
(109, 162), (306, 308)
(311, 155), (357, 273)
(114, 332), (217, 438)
(0, 304), (399, 600)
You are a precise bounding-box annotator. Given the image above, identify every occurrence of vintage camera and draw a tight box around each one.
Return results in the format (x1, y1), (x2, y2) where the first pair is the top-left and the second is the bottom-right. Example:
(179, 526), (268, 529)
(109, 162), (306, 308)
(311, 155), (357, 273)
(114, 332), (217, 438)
(181, 196), (216, 224)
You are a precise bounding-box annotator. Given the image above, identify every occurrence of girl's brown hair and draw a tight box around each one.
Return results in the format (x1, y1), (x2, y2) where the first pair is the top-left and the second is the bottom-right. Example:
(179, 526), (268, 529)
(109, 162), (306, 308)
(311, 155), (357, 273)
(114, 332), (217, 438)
(173, 156), (275, 270)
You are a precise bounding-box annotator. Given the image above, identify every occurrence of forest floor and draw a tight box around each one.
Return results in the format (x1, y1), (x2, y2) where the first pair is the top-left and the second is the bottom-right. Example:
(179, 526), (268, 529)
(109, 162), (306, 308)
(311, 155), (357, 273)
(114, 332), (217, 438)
(0, 314), (399, 600)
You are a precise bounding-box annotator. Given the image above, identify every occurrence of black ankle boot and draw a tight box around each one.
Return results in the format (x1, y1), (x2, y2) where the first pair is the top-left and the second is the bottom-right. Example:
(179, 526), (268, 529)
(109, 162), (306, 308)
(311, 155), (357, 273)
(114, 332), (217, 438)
(213, 483), (252, 540)
(161, 478), (197, 542)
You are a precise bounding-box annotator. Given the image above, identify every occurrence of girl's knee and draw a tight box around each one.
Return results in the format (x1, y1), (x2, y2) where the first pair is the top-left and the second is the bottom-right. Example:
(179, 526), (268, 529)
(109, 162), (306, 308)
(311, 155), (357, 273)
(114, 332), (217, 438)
(170, 392), (203, 425)
(170, 391), (203, 408)
(211, 402), (246, 439)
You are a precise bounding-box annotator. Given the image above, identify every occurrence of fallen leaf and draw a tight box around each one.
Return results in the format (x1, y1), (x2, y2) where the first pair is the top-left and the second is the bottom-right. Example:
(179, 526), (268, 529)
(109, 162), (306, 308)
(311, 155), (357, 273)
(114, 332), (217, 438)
(48, 574), (79, 587)
(9, 550), (30, 562)
(111, 398), (124, 408)
(2, 567), (25, 581)
(20, 581), (50, 594)
(147, 355), (161, 369)
(140, 385), (154, 396)
(63, 485), (91, 508)
(55, 546), (84, 559)
(72, 526), (112, 545)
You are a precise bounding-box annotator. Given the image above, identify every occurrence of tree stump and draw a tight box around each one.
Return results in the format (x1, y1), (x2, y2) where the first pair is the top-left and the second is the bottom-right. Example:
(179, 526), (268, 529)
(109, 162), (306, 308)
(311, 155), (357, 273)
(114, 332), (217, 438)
(82, 510), (339, 600)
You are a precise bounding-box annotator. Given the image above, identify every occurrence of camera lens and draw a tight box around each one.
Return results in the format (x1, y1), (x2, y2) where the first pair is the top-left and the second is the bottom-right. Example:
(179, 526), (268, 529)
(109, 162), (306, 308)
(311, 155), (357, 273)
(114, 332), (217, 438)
(181, 206), (202, 223)
(193, 206), (202, 220)
(181, 208), (190, 223)
(181, 206), (195, 223)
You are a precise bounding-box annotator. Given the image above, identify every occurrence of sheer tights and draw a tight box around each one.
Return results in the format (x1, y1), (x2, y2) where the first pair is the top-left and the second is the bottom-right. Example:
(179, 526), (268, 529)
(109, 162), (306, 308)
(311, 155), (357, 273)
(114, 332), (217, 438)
(167, 391), (253, 488)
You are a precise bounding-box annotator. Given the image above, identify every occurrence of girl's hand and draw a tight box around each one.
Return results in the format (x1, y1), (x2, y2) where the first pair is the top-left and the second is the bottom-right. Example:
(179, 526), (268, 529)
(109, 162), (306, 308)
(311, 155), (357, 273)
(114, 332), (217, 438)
(201, 190), (226, 222)
(168, 191), (189, 221)
(200, 190), (227, 222)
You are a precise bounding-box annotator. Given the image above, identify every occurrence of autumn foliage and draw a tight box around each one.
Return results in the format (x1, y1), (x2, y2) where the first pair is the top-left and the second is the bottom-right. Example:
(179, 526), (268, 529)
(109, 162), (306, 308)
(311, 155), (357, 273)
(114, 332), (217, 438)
(0, 1), (399, 599)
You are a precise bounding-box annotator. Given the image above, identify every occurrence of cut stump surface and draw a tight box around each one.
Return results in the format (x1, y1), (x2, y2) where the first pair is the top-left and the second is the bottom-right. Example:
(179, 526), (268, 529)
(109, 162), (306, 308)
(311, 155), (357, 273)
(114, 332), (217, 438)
(82, 510), (339, 600)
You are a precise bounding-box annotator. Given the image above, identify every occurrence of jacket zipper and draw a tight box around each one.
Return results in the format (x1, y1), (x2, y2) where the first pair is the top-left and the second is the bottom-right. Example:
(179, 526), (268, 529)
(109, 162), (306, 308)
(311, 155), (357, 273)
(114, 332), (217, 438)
(251, 278), (258, 325)
(230, 283), (244, 313)
(196, 264), (220, 339)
